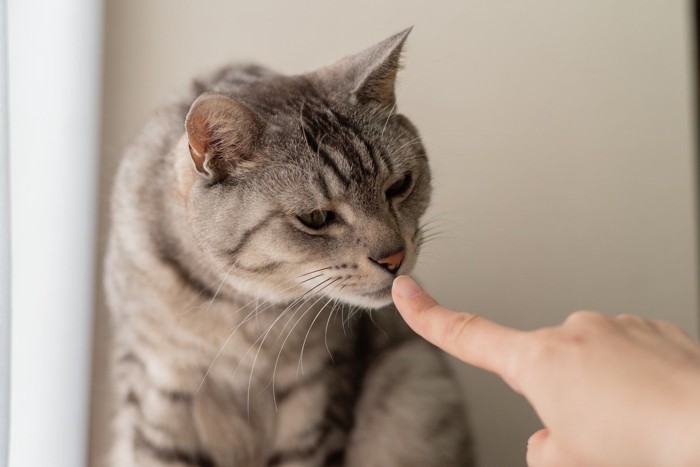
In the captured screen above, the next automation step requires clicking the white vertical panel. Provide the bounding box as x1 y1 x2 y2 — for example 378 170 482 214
7 0 103 466
0 0 10 465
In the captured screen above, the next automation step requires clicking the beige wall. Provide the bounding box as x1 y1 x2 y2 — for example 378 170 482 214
91 1 699 466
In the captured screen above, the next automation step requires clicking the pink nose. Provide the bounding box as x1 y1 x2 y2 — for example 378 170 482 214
373 250 405 274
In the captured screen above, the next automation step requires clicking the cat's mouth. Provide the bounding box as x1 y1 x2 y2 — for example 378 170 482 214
359 283 393 298
331 281 394 309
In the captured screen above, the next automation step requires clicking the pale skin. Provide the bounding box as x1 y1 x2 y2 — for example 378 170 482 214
391 275 700 467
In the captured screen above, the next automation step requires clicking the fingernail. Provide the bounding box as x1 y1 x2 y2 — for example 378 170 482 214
393 275 423 298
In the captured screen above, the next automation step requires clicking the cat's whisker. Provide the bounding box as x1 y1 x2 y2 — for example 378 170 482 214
255 296 261 333
324 299 341 363
218 274 294 320
342 306 352 328
268 278 335 352
245 275 334 415
379 99 399 138
414 227 445 242
418 232 464 246
417 237 465 253
302 272 331 285
340 304 347 336
296 266 333 278
180 286 207 314
255 280 334 405
200 274 328 394
202 262 236 313
227 275 304 329
418 230 449 241
196 328 236 394
404 152 429 164
270 277 340 411
418 217 453 231
342 305 361 328
232 294 309 413
177 262 237 316
383 131 404 151
297 278 347 377
263 298 311 398
387 136 423 159
223 271 328 337
219 277 309 335
420 213 462 226
368 309 388 340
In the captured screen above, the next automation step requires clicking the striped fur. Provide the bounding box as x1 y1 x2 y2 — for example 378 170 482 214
105 29 474 466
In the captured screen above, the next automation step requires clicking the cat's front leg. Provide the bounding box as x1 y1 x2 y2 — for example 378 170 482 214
110 355 269 467
344 338 474 467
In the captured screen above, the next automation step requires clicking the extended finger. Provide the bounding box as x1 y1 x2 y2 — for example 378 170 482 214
392 275 525 379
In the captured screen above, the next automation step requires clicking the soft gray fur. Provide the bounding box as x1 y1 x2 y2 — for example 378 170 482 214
105 29 473 466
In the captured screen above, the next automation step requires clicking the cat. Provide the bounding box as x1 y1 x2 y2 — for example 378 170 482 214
105 28 474 467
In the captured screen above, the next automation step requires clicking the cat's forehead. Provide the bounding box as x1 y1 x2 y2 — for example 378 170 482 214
235 75 423 201
242 75 327 117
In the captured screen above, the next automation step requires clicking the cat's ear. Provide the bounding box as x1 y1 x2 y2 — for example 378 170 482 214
185 93 262 179
319 28 411 110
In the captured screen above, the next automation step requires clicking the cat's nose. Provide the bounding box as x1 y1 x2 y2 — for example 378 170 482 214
370 249 405 274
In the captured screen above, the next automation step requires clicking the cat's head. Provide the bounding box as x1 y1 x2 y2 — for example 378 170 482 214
178 29 431 309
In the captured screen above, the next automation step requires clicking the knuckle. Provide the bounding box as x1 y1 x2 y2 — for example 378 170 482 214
515 330 560 381
616 313 644 323
528 337 559 364
564 310 606 327
615 313 650 328
412 301 441 325
652 319 693 339
652 319 679 333
444 312 481 342
523 325 585 367
615 313 653 329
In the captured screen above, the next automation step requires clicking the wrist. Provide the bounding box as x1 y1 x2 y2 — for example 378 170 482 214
663 372 700 467
678 414 700 467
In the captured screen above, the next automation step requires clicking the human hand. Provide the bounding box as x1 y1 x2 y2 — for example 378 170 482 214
392 275 700 467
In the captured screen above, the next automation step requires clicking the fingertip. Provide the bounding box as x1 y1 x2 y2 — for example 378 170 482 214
392 275 440 334
392 276 523 380
392 276 439 322
392 275 423 299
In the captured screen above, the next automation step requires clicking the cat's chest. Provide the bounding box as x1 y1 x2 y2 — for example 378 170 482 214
265 357 358 467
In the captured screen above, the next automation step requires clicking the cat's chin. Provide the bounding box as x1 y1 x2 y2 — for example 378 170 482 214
335 284 395 310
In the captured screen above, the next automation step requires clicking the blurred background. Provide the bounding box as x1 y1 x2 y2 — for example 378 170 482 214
5 1 699 466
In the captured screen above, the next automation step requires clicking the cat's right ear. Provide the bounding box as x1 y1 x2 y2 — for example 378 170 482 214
317 28 412 112
185 93 262 179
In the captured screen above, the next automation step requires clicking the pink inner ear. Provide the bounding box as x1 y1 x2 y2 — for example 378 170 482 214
187 110 211 155
186 109 211 174
184 93 263 177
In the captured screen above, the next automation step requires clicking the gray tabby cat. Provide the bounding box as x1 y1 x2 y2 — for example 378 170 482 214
105 28 473 467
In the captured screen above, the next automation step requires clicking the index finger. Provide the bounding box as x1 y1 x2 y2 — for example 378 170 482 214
392 275 526 381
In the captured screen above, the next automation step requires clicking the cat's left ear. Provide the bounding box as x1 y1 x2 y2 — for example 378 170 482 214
185 93 262 180
318 27 411 111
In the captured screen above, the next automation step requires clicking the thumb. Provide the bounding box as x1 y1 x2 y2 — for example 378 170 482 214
527 429 585 467
392 275 525 379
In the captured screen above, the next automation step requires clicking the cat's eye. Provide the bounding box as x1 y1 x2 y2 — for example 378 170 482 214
297 210 335 230
385 173 413 199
